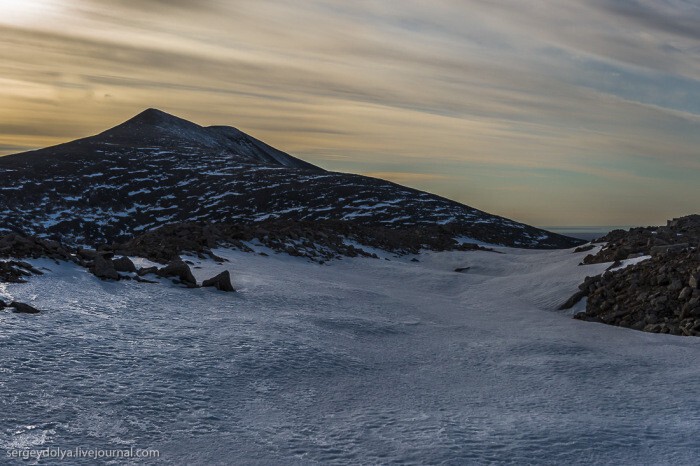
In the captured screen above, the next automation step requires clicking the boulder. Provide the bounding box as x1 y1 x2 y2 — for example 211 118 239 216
90 255 119 280
77 248 97 261
157 258 197 286
10 301 40 314
112 256 137 273
202 270 235 292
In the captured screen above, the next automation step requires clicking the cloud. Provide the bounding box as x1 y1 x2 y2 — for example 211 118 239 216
0 0 699 224
590 0 700 41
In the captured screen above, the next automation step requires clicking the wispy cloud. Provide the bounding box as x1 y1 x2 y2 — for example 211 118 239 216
0 0 698 225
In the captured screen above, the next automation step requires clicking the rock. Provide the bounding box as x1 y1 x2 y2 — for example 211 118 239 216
559 290 587 310
574 244 595 253
606 260 622 271
137 266 158 276
411 258 420 262
454 267 470 273
10 301 40 314
650 243 689 256
202 270 235 292
90 255 119 280
4 261 42 276
613 248 630 260
0 234 64 259
573 312 603 323
631 320 646 330
690 273 700 289
573 248 700 336
0 260 46 283
134 275 158 284
679 287 693 301
77 248 97 260
112 256 137 273
98 250 115 260
668 279 683 292
157 258 197 286
0 299 5 309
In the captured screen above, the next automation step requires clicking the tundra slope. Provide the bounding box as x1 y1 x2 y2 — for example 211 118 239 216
0 109 581 249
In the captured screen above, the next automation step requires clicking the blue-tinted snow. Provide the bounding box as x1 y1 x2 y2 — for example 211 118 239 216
1 247 697 464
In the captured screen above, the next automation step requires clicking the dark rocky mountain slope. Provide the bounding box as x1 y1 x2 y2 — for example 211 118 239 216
0 108 582 248
560 215 700 336
582 215 700 264
572 248 700 336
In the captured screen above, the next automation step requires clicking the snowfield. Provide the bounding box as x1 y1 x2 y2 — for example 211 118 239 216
1 246 699 464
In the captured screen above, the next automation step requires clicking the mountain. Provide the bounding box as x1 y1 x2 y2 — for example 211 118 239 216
0 108 583 248
2 108 319 171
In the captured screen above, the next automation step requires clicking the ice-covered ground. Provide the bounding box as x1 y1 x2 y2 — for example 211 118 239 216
1 246 699 464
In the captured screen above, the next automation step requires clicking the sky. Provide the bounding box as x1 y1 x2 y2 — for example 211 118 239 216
1 0 699 227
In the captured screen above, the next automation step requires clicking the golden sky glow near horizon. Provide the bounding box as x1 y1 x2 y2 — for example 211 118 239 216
1 0 699 226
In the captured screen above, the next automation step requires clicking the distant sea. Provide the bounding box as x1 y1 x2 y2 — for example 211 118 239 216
543 226 638 242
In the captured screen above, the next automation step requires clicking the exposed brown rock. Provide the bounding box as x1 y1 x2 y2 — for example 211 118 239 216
10 302 41 314
90 255 119 280
157 258 197 286
202 270 235 292
570 249 700 336
583 215 700 265
112 256 137 273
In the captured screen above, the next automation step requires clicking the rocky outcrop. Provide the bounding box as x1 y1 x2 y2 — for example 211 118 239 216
202 270 235 292
112 256 137 273
2 299 42 314
570 249 700 336
0 260 44 283
583 215 700 265
9 301 41 314
77 248 97 261
156 258 197 287
90 254 119 280
112 220 498 265
0 233 73 261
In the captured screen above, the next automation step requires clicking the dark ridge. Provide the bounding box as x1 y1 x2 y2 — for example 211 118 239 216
0 108 584 249
582 215 700 264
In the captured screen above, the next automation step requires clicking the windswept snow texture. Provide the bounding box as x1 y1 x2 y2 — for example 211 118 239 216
1 247 699 464
0 109 577 248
